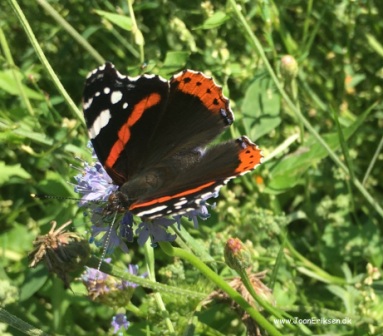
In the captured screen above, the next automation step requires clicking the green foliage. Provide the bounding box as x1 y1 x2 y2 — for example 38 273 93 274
1 0 383 335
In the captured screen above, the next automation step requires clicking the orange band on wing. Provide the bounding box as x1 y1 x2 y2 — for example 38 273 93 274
106 93 161 168
130 181 216 210
173 72 227 113
235 142 263 174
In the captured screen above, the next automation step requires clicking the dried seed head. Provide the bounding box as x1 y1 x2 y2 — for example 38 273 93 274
29 221 90 288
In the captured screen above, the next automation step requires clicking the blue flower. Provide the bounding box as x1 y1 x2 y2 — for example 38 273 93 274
74 161 118 204
81 261 111 300
90 223 130 254
136 217 177 246
81 261 144 305
111 313 130 334
175 203 212 229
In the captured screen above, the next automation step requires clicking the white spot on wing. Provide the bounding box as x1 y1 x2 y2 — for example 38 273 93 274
123 102 128 109
136 205 168 217
104 87 111 94
200 192 215 199
111 91 123 104
88 109 111 139
83 97 93 110
173 199 188 207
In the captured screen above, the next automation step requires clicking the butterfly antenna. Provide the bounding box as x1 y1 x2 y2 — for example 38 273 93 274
31 194 108 205
97 211 118 271
31 194 84 202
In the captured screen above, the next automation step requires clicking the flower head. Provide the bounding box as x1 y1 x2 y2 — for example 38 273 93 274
111 313 130 334
81 261 144 306
74 161 118 205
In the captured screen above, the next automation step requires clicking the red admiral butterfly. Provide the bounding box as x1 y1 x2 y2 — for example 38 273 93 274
83 63 263 219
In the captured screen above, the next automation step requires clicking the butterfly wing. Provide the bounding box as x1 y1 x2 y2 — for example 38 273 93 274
127 136 262 218
83 62 169 185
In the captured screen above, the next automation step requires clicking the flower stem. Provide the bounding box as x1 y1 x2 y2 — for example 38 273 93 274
236 269 311 334
285 239 346 285
159 242 282 336
143 241 175 335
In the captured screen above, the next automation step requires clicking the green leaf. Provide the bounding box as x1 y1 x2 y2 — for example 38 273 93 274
326 284 359 314
265 105 374 193
174 221 216 267
366 33 383 58
161 51 190 74
94 10 132 31
0 162 31 185
296 267 335 283
20 264 48 301
0 70 44 100
0 120 53 145
37 171 75 197
199 11 229 29
133 28 145 46
241 75 281 141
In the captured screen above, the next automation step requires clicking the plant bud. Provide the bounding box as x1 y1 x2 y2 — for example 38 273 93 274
280 55 298 81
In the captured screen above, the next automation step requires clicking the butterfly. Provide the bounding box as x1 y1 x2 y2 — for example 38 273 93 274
83 63 263 219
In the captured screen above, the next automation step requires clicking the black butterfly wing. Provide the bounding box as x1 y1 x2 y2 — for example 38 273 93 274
83 63 169 185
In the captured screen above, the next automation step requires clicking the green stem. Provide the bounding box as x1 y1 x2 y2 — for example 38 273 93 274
51 278 64 333
240 270 285 320
0 27 35 117
87 256 205 299
228 0 383 219
0 308 49 336
143 241 175 335
285 239 346 285
7 0 83 123
36 0 104 64
126 302 146 318
362 134 383 185
237 269 311 335
126 0 145 63
159 242 282 336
